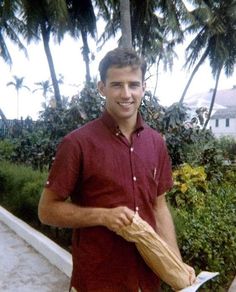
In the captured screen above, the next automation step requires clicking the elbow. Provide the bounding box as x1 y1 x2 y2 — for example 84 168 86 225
38 188 56 226
38 196 53 226
38 204 49 225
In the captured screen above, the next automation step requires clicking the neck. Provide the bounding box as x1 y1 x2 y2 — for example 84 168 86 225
117 116 137 142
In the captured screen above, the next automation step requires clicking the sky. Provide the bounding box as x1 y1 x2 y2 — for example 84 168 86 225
0 31 236 120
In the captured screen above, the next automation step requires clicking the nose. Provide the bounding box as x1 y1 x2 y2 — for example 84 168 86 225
121 84 131 98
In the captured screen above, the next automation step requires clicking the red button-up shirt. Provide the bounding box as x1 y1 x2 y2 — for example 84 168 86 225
46 111 173 291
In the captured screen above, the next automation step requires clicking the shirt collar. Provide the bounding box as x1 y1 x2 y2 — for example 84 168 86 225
101 110 145 135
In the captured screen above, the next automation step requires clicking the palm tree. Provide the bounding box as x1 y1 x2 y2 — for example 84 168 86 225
65 0 97 85
95 0 191 85
0 0 27 124
179 0 236 120
19 0 69 108
7 75 30 119
0 0 27 65
33 80 53 108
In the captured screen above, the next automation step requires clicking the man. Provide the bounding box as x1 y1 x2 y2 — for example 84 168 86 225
38 48 194 291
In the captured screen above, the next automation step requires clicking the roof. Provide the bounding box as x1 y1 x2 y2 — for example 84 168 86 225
211 106 236 119
185 87 236 109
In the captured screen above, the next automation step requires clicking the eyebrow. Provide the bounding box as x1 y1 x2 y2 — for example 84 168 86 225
110 81 142 86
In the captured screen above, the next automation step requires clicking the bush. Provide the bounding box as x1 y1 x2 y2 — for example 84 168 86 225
0 160 72 250
169 164 208 209
166 164 236 290
216 136 236 163
175 187 235 290
0 161 47 223
0 139 15 161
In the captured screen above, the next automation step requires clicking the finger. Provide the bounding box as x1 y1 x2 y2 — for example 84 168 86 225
189 269 196 284
122 207 135 221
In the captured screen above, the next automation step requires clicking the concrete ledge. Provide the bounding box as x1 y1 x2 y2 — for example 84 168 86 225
0 206 72 277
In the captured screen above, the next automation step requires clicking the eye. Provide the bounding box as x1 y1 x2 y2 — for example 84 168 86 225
130 83 141 88
111 83 121 88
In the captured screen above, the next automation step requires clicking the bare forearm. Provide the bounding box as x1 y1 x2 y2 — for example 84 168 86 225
38 189 135 230
39 198 107 228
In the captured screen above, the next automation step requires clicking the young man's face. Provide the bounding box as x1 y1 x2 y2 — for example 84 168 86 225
98 66 146 124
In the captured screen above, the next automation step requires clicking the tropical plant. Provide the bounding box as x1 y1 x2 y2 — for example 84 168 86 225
19 0 69 108
169 163 208 209
0 0 27 65
170 180 236 291
7 75 30 119
179 0 236 129
99 1 194 62
32 78 65 109
33 80 53 101
216 136 236 163
66 0 97 85
0 0 27 122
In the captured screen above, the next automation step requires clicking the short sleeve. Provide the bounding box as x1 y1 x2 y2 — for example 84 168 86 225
45 134 82 199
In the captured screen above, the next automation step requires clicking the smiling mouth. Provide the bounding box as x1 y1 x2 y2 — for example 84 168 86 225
117 102 134 108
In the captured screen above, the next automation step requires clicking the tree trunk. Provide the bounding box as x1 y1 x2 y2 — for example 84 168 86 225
119 0 132 48
179 48 209 104
203 67 222 130
41 24 62 108
81 29 91 85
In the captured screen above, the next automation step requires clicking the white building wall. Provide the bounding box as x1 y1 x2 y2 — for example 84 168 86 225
209 118 236 138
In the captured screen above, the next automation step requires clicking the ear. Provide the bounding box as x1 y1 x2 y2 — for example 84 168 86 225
98 81 106 96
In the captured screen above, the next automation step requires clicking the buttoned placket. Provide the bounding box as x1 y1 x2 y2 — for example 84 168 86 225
129 143 139 214
115 130 140 213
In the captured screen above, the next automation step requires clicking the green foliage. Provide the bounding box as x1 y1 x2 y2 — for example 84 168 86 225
11 86 105 170
0 160 72 250
181 137 224 183
166 164 236 290
140 91 166 131
0 139 15 161
216 136 236 163
169 164 207 209
0 89 228 186
172 183 236 290
162 103 217 168
0 161 47 223
198 141 224 183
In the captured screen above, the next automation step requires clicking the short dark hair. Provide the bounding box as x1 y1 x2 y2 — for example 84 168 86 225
98 47 147 83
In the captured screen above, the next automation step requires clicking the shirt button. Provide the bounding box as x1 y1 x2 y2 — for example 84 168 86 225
130 147 134 152
115 132 119 136
133 176 137 181
46 181 49 185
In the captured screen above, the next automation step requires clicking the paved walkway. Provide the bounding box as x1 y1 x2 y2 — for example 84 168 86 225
0 221 70 292
229 278 236 292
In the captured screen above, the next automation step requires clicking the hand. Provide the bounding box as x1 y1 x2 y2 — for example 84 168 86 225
102 206 135 232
